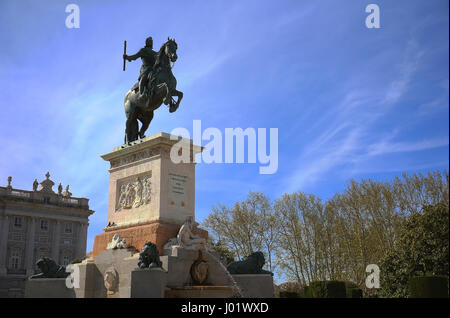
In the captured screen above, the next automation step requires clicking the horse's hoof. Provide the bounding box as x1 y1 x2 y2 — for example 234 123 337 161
169 103 179 113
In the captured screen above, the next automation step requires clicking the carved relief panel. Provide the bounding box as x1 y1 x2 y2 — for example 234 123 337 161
115 173 152 211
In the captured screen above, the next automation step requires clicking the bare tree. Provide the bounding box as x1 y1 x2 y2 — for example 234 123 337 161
203 170 449 289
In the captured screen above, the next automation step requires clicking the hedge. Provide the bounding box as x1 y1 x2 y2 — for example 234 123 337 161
347 288 363 298
279 291 301 298
307 280 347 298
408 276 449 298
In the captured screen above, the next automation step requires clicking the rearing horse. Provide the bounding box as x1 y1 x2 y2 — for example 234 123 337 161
123 38 183 143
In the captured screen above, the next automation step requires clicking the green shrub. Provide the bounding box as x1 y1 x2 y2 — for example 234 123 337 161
344 281 359 290
347 288 363 298
302 285 313 298
380 202 449 297
308 281 347 298
279 291 301 298
327 281 347 298
308 281 327 298
344 281 363 298
408 276 449 298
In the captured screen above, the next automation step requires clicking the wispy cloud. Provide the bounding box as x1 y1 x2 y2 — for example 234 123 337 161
350 160 449 175
286 127 363 191
367 137 449 156
382 40 424 106
285 38 428 192
416 90 449 117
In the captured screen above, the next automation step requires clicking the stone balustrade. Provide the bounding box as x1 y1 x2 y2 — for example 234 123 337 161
0 186 90 209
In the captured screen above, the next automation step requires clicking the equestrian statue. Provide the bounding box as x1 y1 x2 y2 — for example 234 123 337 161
122 36 183 144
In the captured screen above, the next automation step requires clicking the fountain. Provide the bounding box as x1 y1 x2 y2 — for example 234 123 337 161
159 217 242 298
25 133 274 298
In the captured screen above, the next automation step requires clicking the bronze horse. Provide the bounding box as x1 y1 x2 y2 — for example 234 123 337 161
123 38 183 143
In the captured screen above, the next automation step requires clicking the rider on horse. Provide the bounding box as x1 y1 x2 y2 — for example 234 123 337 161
122 37 182 144
123 36 157 96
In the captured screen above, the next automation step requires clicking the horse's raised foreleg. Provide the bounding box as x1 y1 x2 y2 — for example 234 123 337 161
169 89 183 113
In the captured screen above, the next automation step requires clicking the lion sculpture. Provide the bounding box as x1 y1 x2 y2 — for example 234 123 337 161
226 252 273 276
138 241 162 269
29 257 70 279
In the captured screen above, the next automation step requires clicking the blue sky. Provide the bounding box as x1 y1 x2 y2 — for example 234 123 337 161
0 0 448 254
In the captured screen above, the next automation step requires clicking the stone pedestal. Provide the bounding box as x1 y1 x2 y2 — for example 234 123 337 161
72 249 140 298
73 260 97 298
130 268 166 298
93 132 204 257
25 278 76 298
232 274 274 298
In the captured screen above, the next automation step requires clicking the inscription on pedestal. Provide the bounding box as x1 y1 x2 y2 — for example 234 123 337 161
169 173 187 208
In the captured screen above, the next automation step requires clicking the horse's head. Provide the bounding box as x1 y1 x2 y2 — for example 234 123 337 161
164 37 178 63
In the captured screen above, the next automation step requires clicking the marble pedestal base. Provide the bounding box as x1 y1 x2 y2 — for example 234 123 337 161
130 268 166 298
25 278 75 298
232 274 274 298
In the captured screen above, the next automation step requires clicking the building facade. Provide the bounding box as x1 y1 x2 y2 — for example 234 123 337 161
0 173 94 297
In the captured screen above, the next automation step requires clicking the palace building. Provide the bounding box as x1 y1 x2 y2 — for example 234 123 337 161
0 173 94 297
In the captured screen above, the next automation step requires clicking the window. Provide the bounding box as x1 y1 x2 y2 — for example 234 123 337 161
12 234 23 241
37 248 49 260
14 217 22 227
63 240 71 245
43 197 50 204
64 223 72 234
40 220 48 231
9 249 21 269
